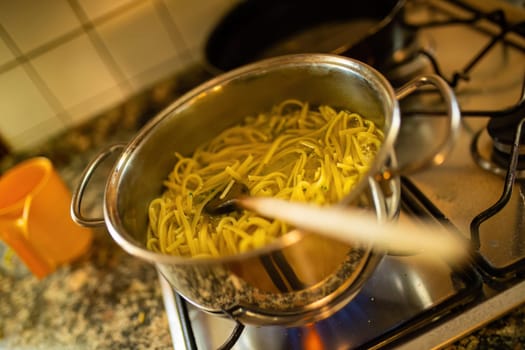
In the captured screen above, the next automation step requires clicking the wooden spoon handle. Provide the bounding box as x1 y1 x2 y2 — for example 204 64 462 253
239 197 469 262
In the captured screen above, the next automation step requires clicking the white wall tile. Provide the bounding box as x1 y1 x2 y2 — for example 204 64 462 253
0 66 63 151
96 1 183 91
31 35 125 124
163 0 238 60
66 83 128 127
0 0 229 152
9 118 67 152
0 38 15 66
0 0 80 53
128 51 191 90
77 0 138 21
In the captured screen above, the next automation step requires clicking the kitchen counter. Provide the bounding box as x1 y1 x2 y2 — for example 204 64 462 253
0 66 524 350
0 67 211 350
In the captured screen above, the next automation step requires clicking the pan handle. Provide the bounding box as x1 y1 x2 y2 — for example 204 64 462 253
392 74 461 174
71 143 126 227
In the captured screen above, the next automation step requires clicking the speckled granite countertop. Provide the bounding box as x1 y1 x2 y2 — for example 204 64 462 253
0 66 524 349
0 67 211 350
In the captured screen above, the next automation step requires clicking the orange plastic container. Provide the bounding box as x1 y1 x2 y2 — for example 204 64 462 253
0 157 92 278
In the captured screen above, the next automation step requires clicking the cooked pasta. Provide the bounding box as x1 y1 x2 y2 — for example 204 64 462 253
146 99 383 258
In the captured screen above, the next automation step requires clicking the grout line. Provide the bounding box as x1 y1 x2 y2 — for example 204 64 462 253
8 115 68 151
67 0 134 94
0 58 21 73
154 0 196 65
87 0 148 27
0 24 85 75
0 0 149 76
0 24 70 125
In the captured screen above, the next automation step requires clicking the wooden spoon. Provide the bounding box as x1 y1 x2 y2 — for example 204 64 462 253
205 182 470 262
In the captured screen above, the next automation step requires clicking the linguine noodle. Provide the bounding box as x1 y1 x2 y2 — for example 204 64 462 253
146 99 383 257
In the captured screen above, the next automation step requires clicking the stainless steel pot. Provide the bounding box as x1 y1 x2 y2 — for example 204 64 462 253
71 54 460 326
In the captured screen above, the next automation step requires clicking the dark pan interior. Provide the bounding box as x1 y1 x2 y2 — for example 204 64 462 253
205 0 404 71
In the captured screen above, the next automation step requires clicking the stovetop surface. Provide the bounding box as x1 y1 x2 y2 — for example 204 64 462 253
172 240 482 349
161 1 525 349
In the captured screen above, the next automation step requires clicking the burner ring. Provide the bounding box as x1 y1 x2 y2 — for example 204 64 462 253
471 128 525 179
487 100 525 154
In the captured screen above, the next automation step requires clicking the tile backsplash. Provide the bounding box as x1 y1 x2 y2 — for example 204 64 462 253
0 0 237 152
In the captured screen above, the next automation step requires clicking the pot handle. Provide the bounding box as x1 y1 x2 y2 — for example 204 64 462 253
392 74 461 175
71 143 126 227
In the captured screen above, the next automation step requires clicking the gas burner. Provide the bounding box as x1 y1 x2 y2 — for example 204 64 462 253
471 125 525 179
487 103 525 152
491 147 525 170
472 95 525 176
470 68 525 176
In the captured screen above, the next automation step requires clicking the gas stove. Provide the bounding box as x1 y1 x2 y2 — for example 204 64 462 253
159 1 525 348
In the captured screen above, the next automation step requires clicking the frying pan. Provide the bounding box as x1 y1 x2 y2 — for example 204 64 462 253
204 0 412 74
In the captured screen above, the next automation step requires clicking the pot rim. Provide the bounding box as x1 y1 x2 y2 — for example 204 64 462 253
103 53 401 266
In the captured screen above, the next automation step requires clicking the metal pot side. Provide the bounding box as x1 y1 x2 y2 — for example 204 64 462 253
103 54 401 325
